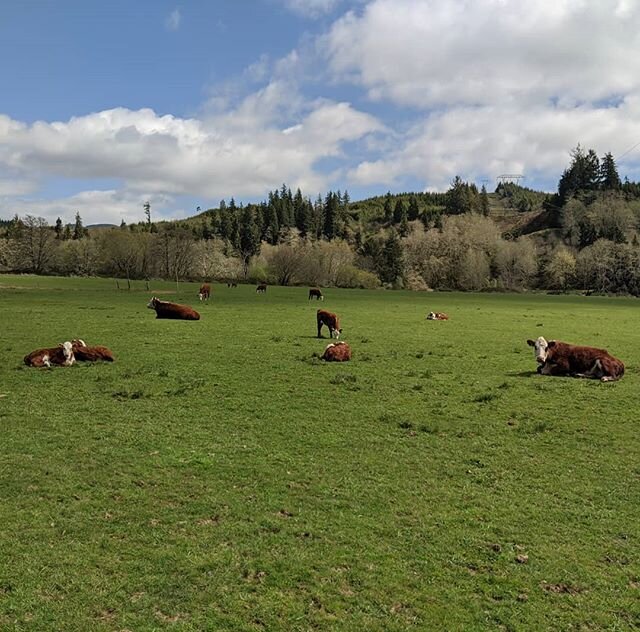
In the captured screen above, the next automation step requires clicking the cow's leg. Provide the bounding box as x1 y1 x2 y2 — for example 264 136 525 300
317 321 323 338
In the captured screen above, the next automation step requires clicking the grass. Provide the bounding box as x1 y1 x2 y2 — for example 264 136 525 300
0 275 639 630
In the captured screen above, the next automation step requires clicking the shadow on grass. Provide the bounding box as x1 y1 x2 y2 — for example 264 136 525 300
508 370 540 378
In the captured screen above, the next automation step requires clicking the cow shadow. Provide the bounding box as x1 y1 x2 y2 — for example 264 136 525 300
508 370 539 378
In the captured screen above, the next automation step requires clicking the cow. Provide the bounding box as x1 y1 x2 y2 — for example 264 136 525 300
317 309 342 339
427 311 449 320
71 339 115 362
24 341 75 368
527 336 624 382
321 341 352 362
198 283 211 301
227 281 238 288
147 297 201 320
309 288 324 301
256 283 267 293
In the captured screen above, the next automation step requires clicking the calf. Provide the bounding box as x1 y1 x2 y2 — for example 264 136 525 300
321 341 352 362
317 309 342 339
256 283 267 293
427 311 449 320
24 341 75 368
147 296 201 320
198 283 211 301
71 339 115 362
527 336 624 382
308 288 324 301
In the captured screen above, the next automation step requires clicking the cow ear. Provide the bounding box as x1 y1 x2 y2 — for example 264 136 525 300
526 339 535 346
548 340 557 348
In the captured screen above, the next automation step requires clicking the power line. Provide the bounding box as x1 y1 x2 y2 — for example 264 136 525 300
616 140 640 162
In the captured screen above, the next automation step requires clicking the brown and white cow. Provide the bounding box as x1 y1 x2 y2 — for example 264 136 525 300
256 283 267 293
147 297 201 320
309 288 324 301
198 283 211 301
427 311 449 320
24 341 75 368
527 336 624 382
71 339 115 362
317 309 342 339
321 341 352 362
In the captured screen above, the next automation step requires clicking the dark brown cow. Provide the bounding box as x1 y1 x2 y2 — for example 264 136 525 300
321 341 352 362
227 281 238 288
527 336 624 382
308 288 324 301
427 311 449 320
198 283 211 301
317 309 342 339
71 339 115 362
24 341 75 368
256 283 267 293
147 297 200 320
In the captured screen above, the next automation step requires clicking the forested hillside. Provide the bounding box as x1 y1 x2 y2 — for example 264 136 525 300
3 146 640 294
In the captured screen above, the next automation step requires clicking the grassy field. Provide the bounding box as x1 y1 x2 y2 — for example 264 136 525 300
0 275 639 631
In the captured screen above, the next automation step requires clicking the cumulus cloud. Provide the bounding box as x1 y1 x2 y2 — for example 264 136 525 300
0 87 382 222
325 0 640 108
165 8 181 31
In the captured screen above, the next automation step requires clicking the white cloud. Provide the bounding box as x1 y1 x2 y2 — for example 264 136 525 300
0 87 382 222
325 0 640 108
280 0 342 18
165 8 181 31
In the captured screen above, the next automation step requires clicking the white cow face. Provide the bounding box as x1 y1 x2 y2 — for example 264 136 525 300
147 297 157 309
527 336 549 364
60 341 75 365
332 329 342 340
427 312 435 320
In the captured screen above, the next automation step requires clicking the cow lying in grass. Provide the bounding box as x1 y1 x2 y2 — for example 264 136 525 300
317 309 342 339
24 341 75 368
321 341 351 362
427 311 449 320
527 336 624 382
147 297 201 320
72 339 115 362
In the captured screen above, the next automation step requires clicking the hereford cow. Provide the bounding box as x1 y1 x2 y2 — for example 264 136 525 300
256 283 267 293
198 283 211 301
308 288 324 301
317 309 342 339
527 336 624 382
147 297 201 320
321 341 352 362
71 339 115 362
24 341 75 368
427 311 449 320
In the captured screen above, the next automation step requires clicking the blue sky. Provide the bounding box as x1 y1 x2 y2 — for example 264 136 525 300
1 0 639 225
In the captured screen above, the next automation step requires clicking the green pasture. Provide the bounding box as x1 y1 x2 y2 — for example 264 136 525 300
0 275 638 631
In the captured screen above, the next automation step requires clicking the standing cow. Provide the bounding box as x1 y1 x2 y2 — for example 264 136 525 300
147 297 201 320
309 288 324 301
198 283 211 301
527 336 624 382
317 309 342 339
256 283 267 293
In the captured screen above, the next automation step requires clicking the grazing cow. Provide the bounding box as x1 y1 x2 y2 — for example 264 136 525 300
227 281 238 288
198 283 211 301
527 336 624 382
24 341 75 368
321 341 352 362
427 311 449 320
256 283 267 293
317 309 342 339
308 288 324 301
147 297 200 320
71 339 115 362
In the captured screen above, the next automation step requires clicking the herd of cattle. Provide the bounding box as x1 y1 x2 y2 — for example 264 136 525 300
24 283 626 379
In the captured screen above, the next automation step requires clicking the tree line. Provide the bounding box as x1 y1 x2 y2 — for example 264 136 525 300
2 147 640 294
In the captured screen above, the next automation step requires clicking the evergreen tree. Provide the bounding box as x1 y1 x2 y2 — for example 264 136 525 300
238 206 261 276
63 224 72 240
266 203 280 245
479 185 490 216
393 198 406 224
54 217 63 239
408 196 420 221
383 191 393 222
72 212 84 240
379 230 404 284
600 152 621 190
120 219 127 230
143 201 151 226
323 191 340 239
